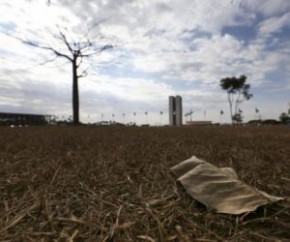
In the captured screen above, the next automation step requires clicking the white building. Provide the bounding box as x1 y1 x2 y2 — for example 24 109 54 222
169 95 182 126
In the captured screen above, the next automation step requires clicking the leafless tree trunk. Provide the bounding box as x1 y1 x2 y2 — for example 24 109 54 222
72 56 79 124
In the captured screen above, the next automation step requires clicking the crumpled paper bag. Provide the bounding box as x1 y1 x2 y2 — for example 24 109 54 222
171 156 284 214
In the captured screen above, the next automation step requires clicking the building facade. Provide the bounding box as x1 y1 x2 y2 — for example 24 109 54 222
0 112 53 126
169 95 182 126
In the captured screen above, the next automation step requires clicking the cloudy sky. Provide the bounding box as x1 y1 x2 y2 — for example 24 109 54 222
0 0 289 125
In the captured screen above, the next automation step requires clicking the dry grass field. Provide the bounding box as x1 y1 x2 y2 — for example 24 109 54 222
0 125 290 241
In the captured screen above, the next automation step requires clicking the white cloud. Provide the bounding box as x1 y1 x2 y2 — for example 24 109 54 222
83 74 173 103
0 0 289 124
242 0 290 17
258 12 290 36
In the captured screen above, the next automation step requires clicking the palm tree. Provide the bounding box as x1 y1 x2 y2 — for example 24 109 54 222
133 112 137 124
145 111 148 124
255 107 261 120
184 113 188 123
160 111 163 125
220 110 224 123
122 113 126 124
189 110 193 121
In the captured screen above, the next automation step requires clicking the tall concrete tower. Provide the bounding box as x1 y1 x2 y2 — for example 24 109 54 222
169 96 176 126
169 95 182 126
175 95 182 126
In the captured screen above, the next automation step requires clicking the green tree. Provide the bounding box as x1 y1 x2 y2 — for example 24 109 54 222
220 75 253 124
232 113 243 124
279 112 290 124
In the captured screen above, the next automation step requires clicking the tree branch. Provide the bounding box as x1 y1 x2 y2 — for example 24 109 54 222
80 44 113 57
59 30 73 54
234 90 241 117
46 46 73 61
227 91 233 124
37 56 58 66
1 31 73 62
77 69 88 79
27 41 72 61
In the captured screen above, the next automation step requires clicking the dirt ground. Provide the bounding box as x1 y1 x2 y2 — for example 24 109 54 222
0 125 290 241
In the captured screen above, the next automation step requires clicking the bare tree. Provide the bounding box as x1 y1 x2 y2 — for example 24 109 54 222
3 25 113 125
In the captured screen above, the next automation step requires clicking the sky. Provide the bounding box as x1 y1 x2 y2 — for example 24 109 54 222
0 0 289 125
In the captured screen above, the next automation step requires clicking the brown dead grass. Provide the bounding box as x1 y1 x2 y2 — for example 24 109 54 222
0 125 290 241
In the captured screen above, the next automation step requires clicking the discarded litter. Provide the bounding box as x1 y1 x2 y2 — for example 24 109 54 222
171 156 284 215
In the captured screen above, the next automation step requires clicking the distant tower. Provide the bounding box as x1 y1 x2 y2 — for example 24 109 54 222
175 96 182 126
169 96 175 126
169 95 183 126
